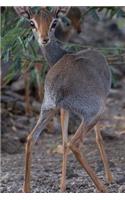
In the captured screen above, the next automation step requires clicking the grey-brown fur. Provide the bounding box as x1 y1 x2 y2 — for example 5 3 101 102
44 49 111 125
29 19 111 144
41 39 66 66
33 19 111 139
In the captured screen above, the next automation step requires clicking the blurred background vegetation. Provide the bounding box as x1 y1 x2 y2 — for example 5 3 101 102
1 7 125 110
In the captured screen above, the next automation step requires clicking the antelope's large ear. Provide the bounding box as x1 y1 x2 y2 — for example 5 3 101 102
13 7 33 19
50 7 60 18
50 7 69 18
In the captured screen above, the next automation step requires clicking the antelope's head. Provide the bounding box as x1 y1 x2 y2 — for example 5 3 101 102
14 7 82 45
30 9 52 45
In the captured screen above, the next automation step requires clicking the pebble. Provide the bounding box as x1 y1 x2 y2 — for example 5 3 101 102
118 185 125 192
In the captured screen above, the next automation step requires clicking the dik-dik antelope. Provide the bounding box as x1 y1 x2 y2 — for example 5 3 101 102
14 7 82 113
14 7 113 193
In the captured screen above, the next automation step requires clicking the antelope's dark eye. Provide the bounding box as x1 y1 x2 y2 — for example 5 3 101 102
30 21 35 28
51 19 58 29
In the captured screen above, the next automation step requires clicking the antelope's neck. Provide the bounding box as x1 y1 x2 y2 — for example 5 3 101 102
41 40 67 67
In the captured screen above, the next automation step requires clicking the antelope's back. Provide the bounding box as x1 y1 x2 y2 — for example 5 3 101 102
75 49 111 96
46 49 111 98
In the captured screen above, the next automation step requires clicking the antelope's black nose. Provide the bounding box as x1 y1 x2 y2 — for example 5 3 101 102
42 38 49 44
77 29 81 34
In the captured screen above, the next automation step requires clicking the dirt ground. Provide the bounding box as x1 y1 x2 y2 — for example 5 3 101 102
1 8 125 193
1 77 125 193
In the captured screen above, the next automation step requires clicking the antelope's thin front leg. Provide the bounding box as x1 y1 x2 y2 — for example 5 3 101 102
60 108 69 192
95 123 113 183
23 134 32 193
23 120 42 193
69 122 106 192
23 109 54 193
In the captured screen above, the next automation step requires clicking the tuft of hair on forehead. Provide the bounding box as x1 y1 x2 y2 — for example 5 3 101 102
31 8 55 40
32 8 53 32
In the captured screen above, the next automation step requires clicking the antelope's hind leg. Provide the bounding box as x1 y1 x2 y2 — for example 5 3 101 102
23 109 54 193
60 109 69 192
68 122 106 192
95 123 113 183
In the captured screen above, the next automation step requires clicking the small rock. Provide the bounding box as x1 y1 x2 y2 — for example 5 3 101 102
1 136 22 154
50 144 72 155
116 176 125 184
11 79 25 92
108 89 123 99
118 185 125 193
1 173 10 183
101 129 118 140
